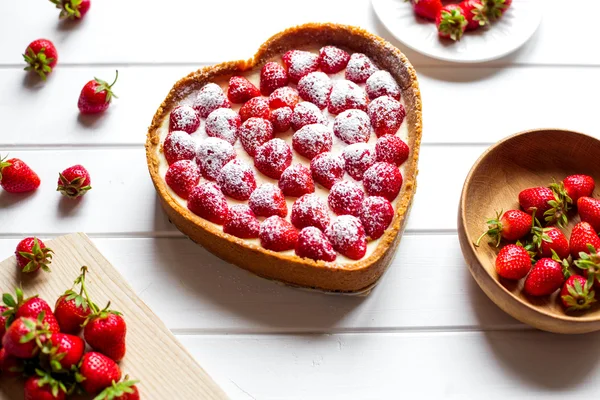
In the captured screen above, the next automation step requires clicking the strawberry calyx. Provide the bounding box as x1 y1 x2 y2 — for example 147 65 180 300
93 376 139 400
79 267 121 325
530 218 552 252
57 172 92 198
20 312 52 349
2 287 37 327
19 237 54 273
33 368 68 398
475 210 507 247
550 249 571 279
574 244 600 278
49 0 85 20
562 274 596 312
438 9 468 41
470 2 490 26
94 70 119 104
23 47 55 81
484 0 510 20
0 154 12 181
543 183 571 228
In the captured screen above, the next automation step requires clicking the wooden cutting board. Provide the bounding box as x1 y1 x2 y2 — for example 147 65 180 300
0 233 228 400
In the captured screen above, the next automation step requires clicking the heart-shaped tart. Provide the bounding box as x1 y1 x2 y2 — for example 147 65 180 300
146 23 422 293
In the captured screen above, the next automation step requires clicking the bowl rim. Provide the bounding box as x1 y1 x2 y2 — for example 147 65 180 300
459 127 600 324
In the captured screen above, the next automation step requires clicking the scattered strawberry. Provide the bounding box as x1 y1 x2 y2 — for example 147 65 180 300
259 216 298 252
227 76 260 104
223 205 260 239
345 53 378 84
363 162 403 201
196 137 236 181
84 302 127 362
578 197 600 232
297 72 332 109
192 83 230 118
239 117 274 157
326 216 367 260
291 102 327 131
2 317 47 359
169 105 200 134
295 227 337 262
563 174 594 202
15 237 53 273
310 152 345 190
217 159 256 201
328 181 365 217
333 109 371 145
436 4 468 41
269 87 300 110
239 97 270 122
368 96 406 137
254 138 292 179
260 62 289 95
45 332 85 372
519 186 568 227
50 0 91 20
561 275 596 312
475 209 532 247
375 136 409 166
282 50 319 83
291 194 330 231
78 70 119 114
0 156 41 193
270 106 293 133
342 143 376 181
163 131 197 165
23 39 58 80
57 164 91 198
359 196 394 240
249 184 288 218
0 347 24 378
164 159 200 199
54 266 92 334
569 222 600 259
485 0 511 20
292 124 333 160
459 0 487 30
328 80 368 115
187 183 229 225
318 46 350 74
532 225 570 260
524 257 567 296
77 352 122 394
205 108 240 145
95 377 140 400
278 164 315 197
410 0 443 20
24 371 67 400
494 244 531 280
366 70 401 101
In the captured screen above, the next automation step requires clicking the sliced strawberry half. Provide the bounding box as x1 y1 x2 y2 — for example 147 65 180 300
260 62 289 95
363 162 403 201
165 160 200 199
328 180 365 216
375 136 409 166
249 183 288 218
192 83 230 118
342 143 376 181
259 216 299 252
279 164 315 197
318 46 350 74
360 196 394 239
224 205 260 239
270 107 293 133
297 72 332 110
292 124 333 160
217 159 256 201
328 80 368 115
205 108 241 145
239 117 274 157
291 102 327 131
254 138 293 179
163 131 197 165
368 96 406 137
196 137 236 181
169 105 200 134
188 182 229 225
333 109 371 145
366 70 401 101
345 53 378 83
291 194 330 231
326 216 367 260
310 152 345 190
295 227 337 262
227 76 260 104
282 50 319 83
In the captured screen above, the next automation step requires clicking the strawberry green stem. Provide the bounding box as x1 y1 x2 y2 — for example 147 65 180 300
80 266 100 315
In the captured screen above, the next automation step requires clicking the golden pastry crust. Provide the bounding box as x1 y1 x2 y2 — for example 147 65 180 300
146 23 422 293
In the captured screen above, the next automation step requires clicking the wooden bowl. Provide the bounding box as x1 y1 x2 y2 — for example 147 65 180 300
458 128 600 334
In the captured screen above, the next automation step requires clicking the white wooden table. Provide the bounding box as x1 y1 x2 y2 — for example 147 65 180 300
2 1 600 398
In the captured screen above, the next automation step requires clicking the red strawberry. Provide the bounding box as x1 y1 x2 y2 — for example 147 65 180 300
359 196 394 240
192 83 230 118
227 76 260 104
269 87 300 110
78 352 122 394
169 105 200 134
345 53 378 84
23 39 58 80
223 205 260 239
45 333 85 372
475 209 532 247
24 372 67 400
524 258 567 296
574 244 600 288
57 164 91 198
329 181 365 217
291 102 327 131
485 0 511 20
270 107 293 133
15 237 53 273
328 80 368 115
84 303 127 362
291 194 330 231
0 347 24 378
368 96 406 137
297 72 332 109
50 0 91 20
295 227 337 262
560 275 596 311
310 152 345 190
343 143 376 181
249 184 288 218
78 70 119 114
94 378 140 400
254 138 292 179
326 216 367 260
375 136 409 166
363 162 403 201
196 137 236 181
459 0 487 30
164 159 200 199
239 97 270 122
0 156 41 193
217 159 256 201
366 70 401 101
163 131 196 165
205 108 240 145
411 0 443 20
563 174 594 202
278 164 315 197
260 62 289 95
578 197 600 231
333 109 371 145
282 50 319 83
569 222 600 259
0 305 7 341
519 186 568 227
54 266 92 334
436 4 468 41
188 183 229 225
318 46 350 74
533 226 570 260
2 290 61 334
2 317 47 358
239 117 274 157
259 216 299 252
292 124 333 160
494 244 531 280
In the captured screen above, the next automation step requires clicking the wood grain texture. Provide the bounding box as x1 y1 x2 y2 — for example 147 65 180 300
0 233 227 400
459 129 600 334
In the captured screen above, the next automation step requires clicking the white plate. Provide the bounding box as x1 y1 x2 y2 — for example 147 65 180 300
372 0 542 63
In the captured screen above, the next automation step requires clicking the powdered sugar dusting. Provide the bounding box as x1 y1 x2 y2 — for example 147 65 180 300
270 107 293 133
295 226 337 262
318 46 350 74
279 164 315 197
196 137 236 181
333 109 371 144
297 72 332 109
363 162 403 201
205 108 240 145
291 102 327 131
188 182 229 225
192 83 230 118
259 216 298 252
291 193 330 231
368 96 406 137
366 71 401 101
328 180 365 216
342 143 376 180
217 159 256 200
310 152 345 189
163 130 197 165
239 117 274 157
283 50 319 82
292 124 333 160
328 80 368 115
325 215 367 260
345 53 378 83
249 183 287 217
359 196 394 239
169 105 200 134
254 138 293 179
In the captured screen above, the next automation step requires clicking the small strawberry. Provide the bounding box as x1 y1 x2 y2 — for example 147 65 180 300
249 184 288 218
2 316 49 359
0 305 8 341
560 275 596 312
260 62 289 95
310 152 345 190
278 164 315 197
409 0 443 20
254 138 293 179
532 225 570 260
345 53 378 84
326 216 368 260
187 183 230 225
54 266 92 334
578 197 600 232
291 194 331 231
24 371 67 400
363 162 403 201
282 50 319 83
77 70 119 114
563 174 594 203
217 159 257 201
333 109 371 145
23 39 58 80
227 76 260 104
297 72 332 110
223 205 260 239
15 237 53 273
291 102 327 131
269 87 300 110
375 136 409 166
366 70 401 101
436 4 468 41
484 0 511 20
3 289 60 333
163 131 197 165
342 143 376 181
57 164 91 198
495 244 532 280
44 333 85 372
205 108 240 145
519 186 569 227
77 352 122 394
50 0 91 20
367 96 406 137
359 196 394 240
94 377 140 400
169 105 200 134
318 46 350 74
292 124 333 160
238 117 274 157
569 222 600 259
239 97 270 122
0 347 24 378
459 0 488 30
270 107 293 133
295 227 337 262
84 302 127 362
475 210 533 247
164 159 200 200
328 181 365 217
328 80 368 115
259 216 299 252
524 254 569 296
0 156 41 193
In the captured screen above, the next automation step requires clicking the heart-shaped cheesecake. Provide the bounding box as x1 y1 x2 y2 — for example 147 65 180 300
146 23 422 293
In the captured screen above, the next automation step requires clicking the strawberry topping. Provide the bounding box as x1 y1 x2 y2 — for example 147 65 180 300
217 159 256 201
270 107 293 133
310 152 345 190
227 76 260 104
297 72 332 109
368 96 406 137
292 124 333 160
249 184 288 218
295 227 337 262
239 117 274 157
196 137 236 181
239 97 271 122
282 50 319 83
188 182 229 225
279 164 315 197
326 215 367 260
260 62 289 96
328 80 368 115
269 87 300 110
366 71 401 101
254 138 293 179
192 83 230 118
375 136 409 166
363 162 403 201
333 109 372 144
169 105 200 134
205 108 241 145
345 53 378 83
328 180 365 216
359 196 394 239
291 194 331 231
259 216 299 252
163 131 196 165
224 204 260 239
165 160 200 199
291 102 327 131
318 46 350 74
343 143 376 181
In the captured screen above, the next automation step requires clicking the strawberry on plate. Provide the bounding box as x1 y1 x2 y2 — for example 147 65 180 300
78 70 119 114
459 0 488 30
409 0 443 20
475 209 532 247
436 4 468 41
0 156 41 193
23 39 58 80
50 0 91 20
485 0 511 20
15 237 53 273
495 244 531 280
57 164 92 198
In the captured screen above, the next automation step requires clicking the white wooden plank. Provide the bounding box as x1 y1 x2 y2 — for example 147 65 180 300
178 331 600 399
0 146 482 234
0 235 520 332
1 0 598 67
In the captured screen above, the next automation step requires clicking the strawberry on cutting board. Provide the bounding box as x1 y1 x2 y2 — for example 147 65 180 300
409 0 443 20
77 352 122 394
84 302 127 362
94 377 140 400
78 70 119 114
23 39 58 80
0 156 41 193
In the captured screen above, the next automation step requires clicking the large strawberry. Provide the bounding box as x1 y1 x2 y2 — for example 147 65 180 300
3 288 60 333
78 71 119 114
2 316 49 358
15 237 53 273
436 4 468 41
23 39 58 80
84 303 127 362
577 197 600 232
475 209 532 247
49 0 91 20
57 164 92 198
560 275 596 312
77 352 122 394
494 244 531 280
24 370 67 400
54 267 92 334
519 186 569 227
563 174 594 203
459 0 488 29
532 225 570 260
0 156 41 193
44 333 85 372
524 256 568 296
94 377 140 400
409 0 443 20
569 222 600 259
